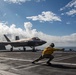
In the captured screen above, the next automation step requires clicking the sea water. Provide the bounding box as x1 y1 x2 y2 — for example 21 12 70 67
57 47 76 51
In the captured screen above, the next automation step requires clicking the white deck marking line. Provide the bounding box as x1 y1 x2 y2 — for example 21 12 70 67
11 66 76 75
0 57 32 62
15 61 45 69
15 62 76 70
0 55 76 70
0 55 76 62
11 64 41 71
20 65 40 70
9 61 76 71
0 57 76 70
15 64 33 69
17 61 76 70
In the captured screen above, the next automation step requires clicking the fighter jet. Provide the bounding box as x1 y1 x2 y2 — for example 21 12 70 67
1 34 46 51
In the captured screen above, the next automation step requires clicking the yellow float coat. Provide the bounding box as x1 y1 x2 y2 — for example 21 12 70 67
42 47 60 55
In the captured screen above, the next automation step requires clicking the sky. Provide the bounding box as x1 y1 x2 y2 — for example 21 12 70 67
0 0 76 47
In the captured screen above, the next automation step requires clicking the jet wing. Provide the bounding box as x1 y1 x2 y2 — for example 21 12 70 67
0 41 29 47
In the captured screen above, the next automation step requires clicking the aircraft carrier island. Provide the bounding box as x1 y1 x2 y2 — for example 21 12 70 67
0 50 76 75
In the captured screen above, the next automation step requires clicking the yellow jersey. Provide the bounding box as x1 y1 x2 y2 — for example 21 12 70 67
42 47 60 55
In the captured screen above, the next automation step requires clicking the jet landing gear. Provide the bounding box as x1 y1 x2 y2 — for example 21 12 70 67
10 47 13 51
32 47 36 52
23 47 26 51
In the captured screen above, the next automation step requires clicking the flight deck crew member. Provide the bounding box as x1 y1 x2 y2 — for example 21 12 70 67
32 43 64 65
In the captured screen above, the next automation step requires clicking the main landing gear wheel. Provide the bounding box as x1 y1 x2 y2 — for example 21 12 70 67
10 47 13 51
32 47 36 52
23 47 26 51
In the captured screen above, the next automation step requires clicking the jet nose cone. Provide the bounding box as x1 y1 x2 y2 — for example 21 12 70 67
43 40 47 44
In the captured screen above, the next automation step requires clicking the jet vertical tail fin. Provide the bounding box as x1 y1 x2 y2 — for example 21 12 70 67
4 34 11 42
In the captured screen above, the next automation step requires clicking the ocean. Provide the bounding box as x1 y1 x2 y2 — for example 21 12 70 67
57 47 76 51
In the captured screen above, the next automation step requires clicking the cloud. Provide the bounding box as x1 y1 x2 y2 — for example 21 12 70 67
65 0 76 8
3 0 45 4
60 0 76 16
4 0 31 4
66 9 76 16
0 22 76 47
66 21 70 24
34 0 45 2
60 0 76 11
26 11 61 22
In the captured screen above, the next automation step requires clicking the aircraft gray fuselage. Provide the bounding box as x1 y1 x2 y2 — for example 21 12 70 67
0 35 47 51
5 39 46 47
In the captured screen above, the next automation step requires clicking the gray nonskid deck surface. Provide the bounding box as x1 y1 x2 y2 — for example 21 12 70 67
0 51 76 75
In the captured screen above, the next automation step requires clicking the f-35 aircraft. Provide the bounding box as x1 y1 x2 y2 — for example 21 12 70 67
0 34 46 52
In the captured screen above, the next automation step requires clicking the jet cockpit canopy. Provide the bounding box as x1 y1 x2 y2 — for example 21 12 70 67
32 37 40 40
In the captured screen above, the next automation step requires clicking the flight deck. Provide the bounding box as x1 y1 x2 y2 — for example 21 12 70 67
0 50 76 75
